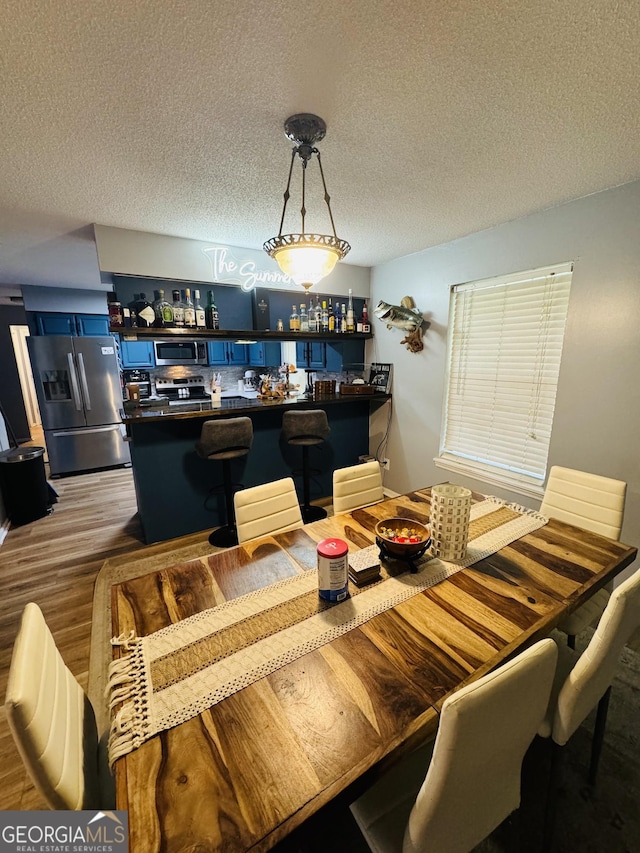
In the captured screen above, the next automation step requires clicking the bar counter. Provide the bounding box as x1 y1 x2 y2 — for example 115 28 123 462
122 392 391 544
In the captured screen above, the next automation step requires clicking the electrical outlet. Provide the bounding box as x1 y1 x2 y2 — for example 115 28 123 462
382 458 390 470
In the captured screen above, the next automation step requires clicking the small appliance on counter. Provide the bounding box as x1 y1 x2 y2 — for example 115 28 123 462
155 374 212 405
243 370 258 391
122 369 151 399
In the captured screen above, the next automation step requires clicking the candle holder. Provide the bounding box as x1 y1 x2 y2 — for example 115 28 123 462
430 485 472 561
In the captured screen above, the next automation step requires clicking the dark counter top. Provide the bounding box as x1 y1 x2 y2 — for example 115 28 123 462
121 392 391 424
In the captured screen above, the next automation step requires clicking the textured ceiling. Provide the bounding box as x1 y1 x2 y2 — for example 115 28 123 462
1 0 639 289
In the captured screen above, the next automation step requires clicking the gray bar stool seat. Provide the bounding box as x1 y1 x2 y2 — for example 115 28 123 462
282 409 330 523
195 417 253 547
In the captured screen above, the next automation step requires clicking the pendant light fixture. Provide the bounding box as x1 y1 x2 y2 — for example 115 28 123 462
263 113 350 292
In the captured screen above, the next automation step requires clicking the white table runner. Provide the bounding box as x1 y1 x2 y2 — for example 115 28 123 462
107 497 546 765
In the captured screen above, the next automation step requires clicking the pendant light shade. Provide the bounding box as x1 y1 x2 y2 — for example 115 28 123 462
264 114 350 291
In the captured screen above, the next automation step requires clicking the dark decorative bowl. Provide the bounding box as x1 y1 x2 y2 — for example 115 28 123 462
375 518 431 558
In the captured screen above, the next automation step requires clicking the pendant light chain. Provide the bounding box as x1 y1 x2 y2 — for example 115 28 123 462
264 113 350 291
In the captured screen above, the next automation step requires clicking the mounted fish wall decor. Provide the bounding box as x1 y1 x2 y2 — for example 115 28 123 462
374 296 425 352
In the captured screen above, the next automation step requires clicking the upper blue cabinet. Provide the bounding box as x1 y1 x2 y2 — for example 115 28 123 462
207 341 249 366
120 340 155 368
248 341 282 367
34 312 110 337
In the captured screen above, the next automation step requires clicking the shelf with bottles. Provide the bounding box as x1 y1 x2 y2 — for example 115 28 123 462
109 278 373 340
111 326 373 341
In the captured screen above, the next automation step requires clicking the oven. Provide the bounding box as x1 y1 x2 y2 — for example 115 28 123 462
153 340 208 366
154 374 211 404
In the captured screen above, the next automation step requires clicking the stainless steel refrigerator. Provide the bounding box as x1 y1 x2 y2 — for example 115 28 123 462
27 335 130 476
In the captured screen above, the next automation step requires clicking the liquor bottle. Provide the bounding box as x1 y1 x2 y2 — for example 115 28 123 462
315 295 323 331
289 304 300 331
127 293 139 327
346 288 355 333
183 288 196 328
107 293 124 327
361 300 370 333
133 292 155 328
328 298 335 333
205 290 219 330
300 303 309 332
308 298 318 333
172 289 185 328
194 290 206 328
356 303 363 333
152 289 174 328
320 300 329 332
341 303 348 334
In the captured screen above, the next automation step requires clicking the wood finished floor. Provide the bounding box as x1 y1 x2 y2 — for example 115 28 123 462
0 463 144 809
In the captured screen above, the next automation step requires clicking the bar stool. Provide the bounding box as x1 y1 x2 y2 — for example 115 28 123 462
282 409 330 523
195 417 253 547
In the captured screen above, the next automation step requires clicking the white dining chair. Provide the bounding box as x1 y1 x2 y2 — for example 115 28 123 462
349 638 558 853
234 476 304 544
333 460 384 515
5 602 114 810
540 466 626 647
539 566 640 846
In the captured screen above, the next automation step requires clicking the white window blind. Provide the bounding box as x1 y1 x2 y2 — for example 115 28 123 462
438 262 573 496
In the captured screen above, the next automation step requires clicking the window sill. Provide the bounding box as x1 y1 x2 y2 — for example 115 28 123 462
434 455 545 501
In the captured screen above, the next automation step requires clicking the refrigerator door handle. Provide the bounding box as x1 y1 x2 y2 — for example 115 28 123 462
67 352 83 411
50 425 121 437
76 352 92 410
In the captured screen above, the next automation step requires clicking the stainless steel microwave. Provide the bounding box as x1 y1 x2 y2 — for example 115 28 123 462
153 340 208 366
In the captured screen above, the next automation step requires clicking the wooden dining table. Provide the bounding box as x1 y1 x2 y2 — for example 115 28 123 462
111 487 637 853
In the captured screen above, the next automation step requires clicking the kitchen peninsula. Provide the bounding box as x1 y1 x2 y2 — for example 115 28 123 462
122 391 390 544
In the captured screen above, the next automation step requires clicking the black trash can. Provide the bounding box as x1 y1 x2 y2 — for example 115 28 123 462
0 446 52 526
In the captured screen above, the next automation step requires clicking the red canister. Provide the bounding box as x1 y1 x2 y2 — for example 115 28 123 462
317 538 349 602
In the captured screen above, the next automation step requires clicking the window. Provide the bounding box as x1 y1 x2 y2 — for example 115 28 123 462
436 262 573 497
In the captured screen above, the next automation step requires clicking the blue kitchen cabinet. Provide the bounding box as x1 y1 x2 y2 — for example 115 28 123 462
34 312 110 336
227 342 248 365
75 314 110 336
120 340 155 368
248 341 282 367
326 339 366 371
296 341 326 369
207 341 248 366
35 313 76 335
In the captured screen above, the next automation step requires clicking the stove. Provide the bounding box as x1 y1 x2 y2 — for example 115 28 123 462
155 374 211 404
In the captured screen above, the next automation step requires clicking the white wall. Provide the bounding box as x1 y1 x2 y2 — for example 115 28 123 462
94 224 371 299
368 180 640 560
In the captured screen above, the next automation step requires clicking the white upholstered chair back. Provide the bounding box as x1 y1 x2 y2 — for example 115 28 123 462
546 567 640 747
350 639 557 853
332 460 384 515
540 466 626 539
541 466 626 642
5 602 110 810
235 477 304 544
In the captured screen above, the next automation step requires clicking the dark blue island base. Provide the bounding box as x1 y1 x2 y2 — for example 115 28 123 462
123 395 389 544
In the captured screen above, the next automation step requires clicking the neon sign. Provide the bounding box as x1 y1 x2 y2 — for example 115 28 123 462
203 246 293 292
